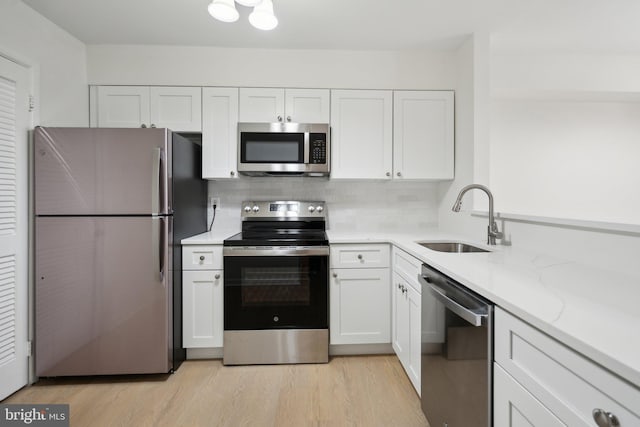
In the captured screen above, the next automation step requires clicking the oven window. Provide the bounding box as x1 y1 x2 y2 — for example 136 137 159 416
241 132 304 163
224 255 328 330
241 265 311 306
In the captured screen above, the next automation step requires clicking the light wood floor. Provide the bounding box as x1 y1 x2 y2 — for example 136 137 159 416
4 355 429 427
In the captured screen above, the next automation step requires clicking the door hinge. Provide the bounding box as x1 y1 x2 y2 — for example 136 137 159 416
28 95 35 112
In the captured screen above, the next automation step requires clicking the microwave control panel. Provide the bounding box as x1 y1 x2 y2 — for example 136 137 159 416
310 133 327 164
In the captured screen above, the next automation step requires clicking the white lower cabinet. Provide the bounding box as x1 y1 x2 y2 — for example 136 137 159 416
494 363 565 427
392 272 421 394
330 244 391 345
182 270 223 348
182 245 224 348
494 307 640 427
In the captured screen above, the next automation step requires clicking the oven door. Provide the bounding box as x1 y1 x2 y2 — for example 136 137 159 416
223 247 329 330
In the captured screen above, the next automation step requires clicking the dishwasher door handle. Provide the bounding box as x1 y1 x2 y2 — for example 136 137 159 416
418 274 486 326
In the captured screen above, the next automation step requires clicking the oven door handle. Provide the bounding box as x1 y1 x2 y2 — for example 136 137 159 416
418 274 487 327
223 247 330 257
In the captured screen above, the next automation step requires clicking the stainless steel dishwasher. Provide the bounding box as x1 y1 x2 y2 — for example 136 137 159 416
418 264 493 427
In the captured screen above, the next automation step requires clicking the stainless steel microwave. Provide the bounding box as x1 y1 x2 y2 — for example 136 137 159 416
237 123 330 176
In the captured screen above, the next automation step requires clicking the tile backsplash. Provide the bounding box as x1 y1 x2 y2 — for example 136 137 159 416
206 178 440 232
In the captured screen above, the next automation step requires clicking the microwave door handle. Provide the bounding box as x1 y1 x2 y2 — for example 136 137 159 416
303 132 310 164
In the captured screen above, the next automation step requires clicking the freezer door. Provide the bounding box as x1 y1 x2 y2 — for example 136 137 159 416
34 127 170 215
35 216 173 376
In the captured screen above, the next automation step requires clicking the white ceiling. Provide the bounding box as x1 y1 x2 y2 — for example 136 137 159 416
21 0 640 53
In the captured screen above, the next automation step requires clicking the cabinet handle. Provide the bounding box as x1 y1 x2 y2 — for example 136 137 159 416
592 409 620 427
357 254 363 260
386 172 391 177
397 172 402 177
199 255 205 261
277 115 283 122
151 124 156 128
141 124 147 128
214 273 220 280
286 116 292 122
230 171 235 176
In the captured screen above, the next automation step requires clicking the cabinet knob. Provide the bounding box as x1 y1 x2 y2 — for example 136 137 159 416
357 254 363 260
286 116 292 122
199 255 205 261
397 172 402 177
150 124 156 128
386 172 391 177
592 409 620 427
277 115 283 122
332 272 338 278
214 273 220 280
141 124 147 128
230 171 235 176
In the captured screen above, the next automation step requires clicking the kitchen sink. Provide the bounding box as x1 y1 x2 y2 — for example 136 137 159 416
415 241 490 253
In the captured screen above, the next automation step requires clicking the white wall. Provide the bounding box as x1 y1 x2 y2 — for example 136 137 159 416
490 99 640 224
0 0 88 126
86 44 457 89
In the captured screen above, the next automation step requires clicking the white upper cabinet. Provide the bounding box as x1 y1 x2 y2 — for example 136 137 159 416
202 87 239 179
284 89 330 123
239 88 329 123
93 86 202 132
330 90 393 179
393 91 454 180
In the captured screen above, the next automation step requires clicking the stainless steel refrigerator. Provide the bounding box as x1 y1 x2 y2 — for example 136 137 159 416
34 127 207 376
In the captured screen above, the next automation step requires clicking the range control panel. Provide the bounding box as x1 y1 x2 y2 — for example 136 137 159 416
241 201 326 219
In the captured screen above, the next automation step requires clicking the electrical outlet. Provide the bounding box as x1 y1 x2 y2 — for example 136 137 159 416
209 197 220 208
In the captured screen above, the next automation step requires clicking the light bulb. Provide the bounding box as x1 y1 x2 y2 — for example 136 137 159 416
208 0 239 23
249 0 278 30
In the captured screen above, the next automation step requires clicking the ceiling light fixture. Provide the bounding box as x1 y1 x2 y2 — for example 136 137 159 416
208 0 278 30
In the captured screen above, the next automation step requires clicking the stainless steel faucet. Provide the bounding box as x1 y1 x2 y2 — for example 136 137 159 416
452 184 503 245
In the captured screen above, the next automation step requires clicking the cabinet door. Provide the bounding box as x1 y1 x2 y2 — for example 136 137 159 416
406 283 421 394
330 268 390 345
239 88 285 122
393 91 454 180
183 270 223 348
392 273 409 365
330 90 393 179
284 89 330 123
96 86 150 128
202 87 239 179
150 87 202 132
494 364 565 427
392 272 421 395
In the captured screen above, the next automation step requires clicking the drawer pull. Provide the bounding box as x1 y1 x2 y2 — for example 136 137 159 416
357 254 363 260
592 409 620 427
199 255 205 261
214 273 220 279
332 272 338 278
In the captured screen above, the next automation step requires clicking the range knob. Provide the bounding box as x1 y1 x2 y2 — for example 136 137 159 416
243 205 251 213
316 205 324 213
252 205 260 213
308 206 316 213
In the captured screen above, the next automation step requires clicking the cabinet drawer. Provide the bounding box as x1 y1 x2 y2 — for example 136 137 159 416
182 245 223 270
330 244 390 269
495 308 640 426
392 247 422 293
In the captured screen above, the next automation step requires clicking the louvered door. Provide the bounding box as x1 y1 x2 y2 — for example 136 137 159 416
0 55 29 400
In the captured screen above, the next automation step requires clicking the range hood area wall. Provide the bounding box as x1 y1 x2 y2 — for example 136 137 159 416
207 179 440 232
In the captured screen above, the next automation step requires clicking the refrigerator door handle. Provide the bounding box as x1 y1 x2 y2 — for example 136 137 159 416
152 217 165 283
151 147 162 215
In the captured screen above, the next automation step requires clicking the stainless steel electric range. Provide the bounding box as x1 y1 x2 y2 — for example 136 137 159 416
223 200 329 365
